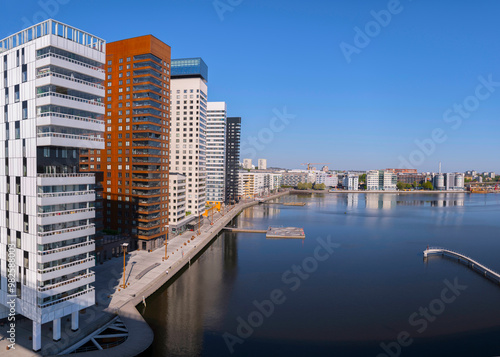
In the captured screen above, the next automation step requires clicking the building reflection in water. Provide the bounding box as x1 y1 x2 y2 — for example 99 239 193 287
364 193 465 210
346 193 358 208
142 233 238 357
365 194 398 210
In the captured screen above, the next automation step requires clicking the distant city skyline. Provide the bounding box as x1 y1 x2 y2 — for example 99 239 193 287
2 0 499 172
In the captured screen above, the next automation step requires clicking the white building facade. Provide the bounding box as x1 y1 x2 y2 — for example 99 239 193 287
366 170 397 191
0 20 105 350
342 174 359 191
238 172 281 197
206 102 226 203
242 158 252 169
170 58 208 217
258 159 267 170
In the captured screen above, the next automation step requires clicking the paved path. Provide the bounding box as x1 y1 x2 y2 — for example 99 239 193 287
0 191 289 356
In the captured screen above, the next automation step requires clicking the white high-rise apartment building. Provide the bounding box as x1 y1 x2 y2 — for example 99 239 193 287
243 158 252 169
170 58 208 216
206 102 226 203
258 159 267 170
0 20 105 351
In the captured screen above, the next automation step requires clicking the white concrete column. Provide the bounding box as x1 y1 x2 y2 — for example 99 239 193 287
71 311 79 331
33 321 41 351
53 318 61 341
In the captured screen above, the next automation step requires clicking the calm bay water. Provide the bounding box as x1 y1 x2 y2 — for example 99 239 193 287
140 193 500 357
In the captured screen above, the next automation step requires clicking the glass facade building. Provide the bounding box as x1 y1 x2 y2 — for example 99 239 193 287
171 58 208 82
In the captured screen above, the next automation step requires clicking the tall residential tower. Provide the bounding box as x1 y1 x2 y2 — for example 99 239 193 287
0 20 105 351
80 36 171 252
225 117 241 203
169 58 208 219
206 102 226 205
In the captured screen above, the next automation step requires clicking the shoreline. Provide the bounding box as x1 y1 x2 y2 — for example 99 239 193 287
59 190 290 357
291 189 472 194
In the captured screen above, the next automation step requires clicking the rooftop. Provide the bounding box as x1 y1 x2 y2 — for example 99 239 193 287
0 19 105 54
171 57 208 82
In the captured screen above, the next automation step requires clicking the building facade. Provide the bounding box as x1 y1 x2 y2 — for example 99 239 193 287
342 174 359 191
258 158 267 170
170 58 207 219
206 102 226 204
238 171 281 197
367 170 397 191
168 172 195 236
80 35 171 252
0 20 105 350
316 172 339 187
242 158 252 169
281 171 308 187
225 117 241 204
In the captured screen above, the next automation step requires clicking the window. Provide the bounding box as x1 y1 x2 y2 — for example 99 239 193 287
22 101 27 119
14 85 20 102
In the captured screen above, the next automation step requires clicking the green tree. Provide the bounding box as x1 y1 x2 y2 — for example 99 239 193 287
359 174 367 183
306 182 313 189
397 182 404 190
422 181 434 190
314 183 326 190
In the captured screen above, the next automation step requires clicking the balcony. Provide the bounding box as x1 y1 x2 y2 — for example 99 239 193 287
132 189 161 196
37 132 104 150
37 71 104 90
38 256 94 281
37 190 96 207
132 141 162 148
137 221 161 229
132 165 161 172
132 173 161 180
39 286 95 309
132 181 161 188
132 157 161 164
37 111 104 133
37 52 105 74
38 272 95 300
138 228 162 238
137 205 161 214
38 240 95 263
39 225 95 245
138 197 161 205
37 173 96 186
137 214 161 221
37 207 95 226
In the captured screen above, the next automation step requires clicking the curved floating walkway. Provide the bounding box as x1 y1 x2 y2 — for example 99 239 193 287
423 247 500 284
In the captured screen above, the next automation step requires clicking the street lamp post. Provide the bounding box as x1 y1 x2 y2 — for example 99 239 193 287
121 243 129 289
162 234 168 261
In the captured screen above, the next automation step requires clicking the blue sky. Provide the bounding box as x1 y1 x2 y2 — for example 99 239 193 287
2 0 500 172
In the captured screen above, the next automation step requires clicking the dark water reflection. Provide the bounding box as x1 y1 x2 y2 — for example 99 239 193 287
141 193 500 357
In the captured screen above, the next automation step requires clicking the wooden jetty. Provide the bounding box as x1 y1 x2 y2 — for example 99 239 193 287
223 226 306 239
283 202 306 206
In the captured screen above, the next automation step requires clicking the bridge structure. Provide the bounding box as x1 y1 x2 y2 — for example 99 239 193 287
423 247 500 284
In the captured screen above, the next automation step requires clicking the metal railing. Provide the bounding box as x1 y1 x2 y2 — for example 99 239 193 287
38 224 94 238
38 111 104 125
39 286 95 309
39 256 94 275
38 207 95 218
38 272 95 292
37 132 104 142
38 173 95 178
37 190 94 198
37 91 104 107
36 71 104 90
39 240 95 256
37 52 105 73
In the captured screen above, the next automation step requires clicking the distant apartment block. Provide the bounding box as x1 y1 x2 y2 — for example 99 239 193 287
258 158 267 170
243 158 252 169
0 20 105 351
386 168 417 174
225 117 241 204
343 174 359 191
397 173 426 185
238 171 281 197
206 102 226 203
366 170 397 191
433 173 465 191
281 171 308 187
316 172 339 187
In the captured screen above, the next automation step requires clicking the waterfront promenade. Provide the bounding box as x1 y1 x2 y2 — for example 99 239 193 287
0 191 289 356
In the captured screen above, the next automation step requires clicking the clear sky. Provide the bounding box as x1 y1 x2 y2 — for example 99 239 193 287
2 0 499 172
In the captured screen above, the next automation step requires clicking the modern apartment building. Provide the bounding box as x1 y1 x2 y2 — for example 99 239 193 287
0 20 105 350
342 174 359 191
281 171 308 187
316 172 339 187
206 102 226 204
80 35 171 252
242 158 252 169
258 158 267 170
366 170 397 191
225 117 241 204
168 172 195 237
238 171 281 197
170 58 208 219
